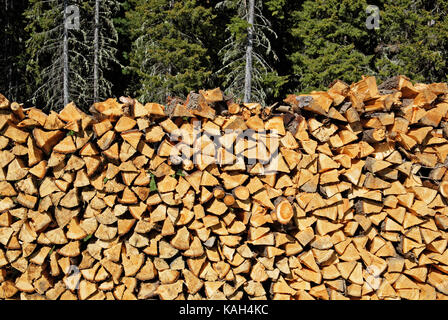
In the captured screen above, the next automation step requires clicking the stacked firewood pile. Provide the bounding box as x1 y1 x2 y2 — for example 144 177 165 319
2 75 448 300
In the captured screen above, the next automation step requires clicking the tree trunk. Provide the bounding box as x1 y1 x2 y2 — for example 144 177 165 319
6 0 12 97
63 0 69 107
243 0 255 103
93 0 99 102
5 0 13 98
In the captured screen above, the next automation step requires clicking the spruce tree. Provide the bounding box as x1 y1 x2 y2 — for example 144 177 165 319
0 0 29 101
126 0 215 103
216 0 286 104
375 0 448 83
263 0 304 98
289 0 374 93
88 0 121 103
24 0 91 111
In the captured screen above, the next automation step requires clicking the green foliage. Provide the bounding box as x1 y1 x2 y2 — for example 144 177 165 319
2 0 448 110
216 0 286 104
149 173 158 192
262 72 289 102
176 169 185 177
111 1 134 97
22 0 120 111
48 245 56 255
89 0 122 103
289 0 448 91
24 0 91 111
126 0 215 103
264 0 287 19
227 17 250 43
289 0 374 93
375 0 448 83
0 1 29 102
83 234 93 242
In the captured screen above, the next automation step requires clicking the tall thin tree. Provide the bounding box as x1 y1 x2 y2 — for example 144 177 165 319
243 0 254 102
93 0 100 102
25 0 90 111
63 0 69 106
216 0 284 104
86 0 120 104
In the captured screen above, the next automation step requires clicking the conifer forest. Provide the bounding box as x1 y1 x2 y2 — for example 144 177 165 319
2 1 448 110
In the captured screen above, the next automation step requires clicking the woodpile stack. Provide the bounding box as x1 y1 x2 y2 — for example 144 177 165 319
2 75 448 300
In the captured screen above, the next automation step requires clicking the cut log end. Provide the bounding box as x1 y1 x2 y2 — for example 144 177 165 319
439 181 448 198
274 198 294 225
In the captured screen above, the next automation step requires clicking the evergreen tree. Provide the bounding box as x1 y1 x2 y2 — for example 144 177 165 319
262 0 300 101
109 0 134 98
216 0 286 104
8 0 448 109
0 0 28 101
375 0 448 83
88 0 121 103
289 0 374 93
126 0 215 103
24 0 91 111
